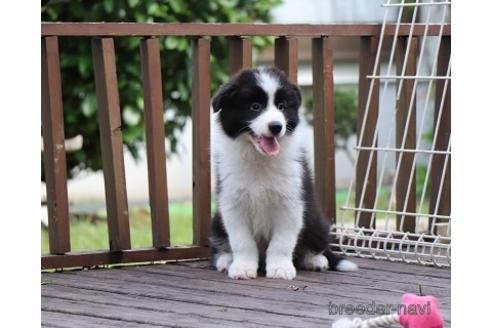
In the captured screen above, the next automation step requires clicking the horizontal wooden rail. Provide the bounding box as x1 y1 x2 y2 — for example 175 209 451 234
41 247 209 270
42 23 450 37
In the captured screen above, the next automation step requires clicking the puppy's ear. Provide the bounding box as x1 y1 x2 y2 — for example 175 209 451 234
212 81 236 113
292 83 302 105
285 82 302 109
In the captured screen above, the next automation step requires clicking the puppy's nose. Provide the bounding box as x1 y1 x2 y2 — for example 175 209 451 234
268 121 283 136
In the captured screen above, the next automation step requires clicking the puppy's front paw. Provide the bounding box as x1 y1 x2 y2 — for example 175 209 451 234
266 258 296 280
215 253 233 272
228 260 258 279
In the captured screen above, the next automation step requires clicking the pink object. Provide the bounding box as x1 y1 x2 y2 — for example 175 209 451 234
399 293 444 328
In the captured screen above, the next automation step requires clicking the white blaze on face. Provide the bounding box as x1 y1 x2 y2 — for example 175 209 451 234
248 69 286 156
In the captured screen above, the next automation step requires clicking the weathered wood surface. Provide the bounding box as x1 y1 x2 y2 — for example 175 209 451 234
42 23 451 37
42 258 450 327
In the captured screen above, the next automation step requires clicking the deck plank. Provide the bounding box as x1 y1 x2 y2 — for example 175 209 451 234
42 310 157 328
42 258 450 327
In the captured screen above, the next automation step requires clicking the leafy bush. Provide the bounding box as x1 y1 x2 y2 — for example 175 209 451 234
303 86 358 163
41 0 281 179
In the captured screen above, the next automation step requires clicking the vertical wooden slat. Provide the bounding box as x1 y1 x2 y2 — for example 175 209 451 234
192 38 211 246
140 38 170 248
228 37 252 76
91 38 131 251
395 37 417 232
274 37 298 83
41 36 70 254
312 37 336 223
430 36 451 233
356 36 379 229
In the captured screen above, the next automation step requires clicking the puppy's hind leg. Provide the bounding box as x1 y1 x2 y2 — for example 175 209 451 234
324 248 358 272
209 212 234 273
302 251 329 271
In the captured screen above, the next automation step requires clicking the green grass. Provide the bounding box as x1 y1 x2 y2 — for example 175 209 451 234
42 190 430 254
41 202 193 254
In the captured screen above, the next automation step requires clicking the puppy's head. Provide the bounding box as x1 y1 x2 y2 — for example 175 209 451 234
212 67 301 156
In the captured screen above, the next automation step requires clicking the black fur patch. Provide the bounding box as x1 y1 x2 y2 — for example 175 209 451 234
273 72 301 134
292 155 342 270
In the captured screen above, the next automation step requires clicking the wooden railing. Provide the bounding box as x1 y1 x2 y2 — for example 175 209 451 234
41 23 451 269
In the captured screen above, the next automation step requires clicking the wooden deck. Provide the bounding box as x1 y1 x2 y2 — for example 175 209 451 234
42 257 450 327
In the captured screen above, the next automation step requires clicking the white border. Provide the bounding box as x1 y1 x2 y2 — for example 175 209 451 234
0 2 40 327
453 0 492 326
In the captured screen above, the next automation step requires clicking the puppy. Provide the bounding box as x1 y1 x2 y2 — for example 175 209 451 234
210 67 357 280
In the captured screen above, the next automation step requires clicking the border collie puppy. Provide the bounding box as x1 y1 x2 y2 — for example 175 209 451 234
210 67 357 280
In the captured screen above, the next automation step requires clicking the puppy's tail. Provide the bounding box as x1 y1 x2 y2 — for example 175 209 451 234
323 249 358 272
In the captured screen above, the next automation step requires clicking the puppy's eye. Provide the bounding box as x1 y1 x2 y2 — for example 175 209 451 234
250 102 261 111
278 102 285 111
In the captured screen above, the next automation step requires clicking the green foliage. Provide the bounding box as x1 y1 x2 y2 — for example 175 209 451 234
41 0 281 179
303 86 358 162
303 86 358 138
415 164 429 197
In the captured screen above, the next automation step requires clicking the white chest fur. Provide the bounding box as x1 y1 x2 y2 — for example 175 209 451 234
212 114 305 243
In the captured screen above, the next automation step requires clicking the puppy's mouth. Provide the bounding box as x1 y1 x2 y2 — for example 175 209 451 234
248 132 280 156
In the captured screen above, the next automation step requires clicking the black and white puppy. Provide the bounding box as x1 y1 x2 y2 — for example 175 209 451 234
210 67 357 280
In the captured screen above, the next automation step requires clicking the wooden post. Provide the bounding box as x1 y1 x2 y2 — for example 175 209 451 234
228 37 252 76
92 38 131 251
140 38 170 248
395 37 417 233
274 37 298 83
430 36 451 234
192 38 211 246
312 37 336 222
356 36 379 229
41 36 71 254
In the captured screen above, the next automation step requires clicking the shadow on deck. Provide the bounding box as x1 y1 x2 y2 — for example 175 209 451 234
41 258 450 327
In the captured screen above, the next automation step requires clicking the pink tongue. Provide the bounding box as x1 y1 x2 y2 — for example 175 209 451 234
259 137 280 156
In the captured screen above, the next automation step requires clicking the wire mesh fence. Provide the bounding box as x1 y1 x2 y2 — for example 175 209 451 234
331 0 451 267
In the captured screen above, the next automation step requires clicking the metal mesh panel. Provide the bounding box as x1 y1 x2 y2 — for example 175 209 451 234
332 0 451 267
